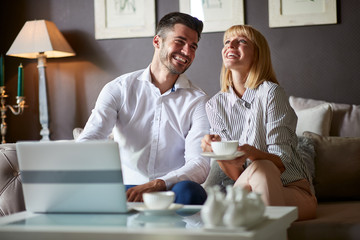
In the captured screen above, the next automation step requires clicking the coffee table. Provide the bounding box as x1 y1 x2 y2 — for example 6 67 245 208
0 205 297 240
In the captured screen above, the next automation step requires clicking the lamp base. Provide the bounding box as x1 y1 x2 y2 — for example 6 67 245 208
37 53 50 141
40 127 50 141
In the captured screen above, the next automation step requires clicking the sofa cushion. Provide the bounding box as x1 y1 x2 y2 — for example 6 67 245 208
330 103 360 137
294 103 332 136
303 131 360 201
290 96 360 137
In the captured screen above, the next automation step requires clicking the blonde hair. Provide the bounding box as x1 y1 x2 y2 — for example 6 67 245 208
220 25 278 92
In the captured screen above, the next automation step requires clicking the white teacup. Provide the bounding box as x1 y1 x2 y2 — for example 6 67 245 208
143 191 175 210
211 140 239 155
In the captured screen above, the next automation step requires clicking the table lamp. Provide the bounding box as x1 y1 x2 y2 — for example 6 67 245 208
6 20 75 141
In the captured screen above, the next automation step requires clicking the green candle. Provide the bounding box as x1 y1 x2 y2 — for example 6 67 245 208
17 63 24 96
0 54 4 87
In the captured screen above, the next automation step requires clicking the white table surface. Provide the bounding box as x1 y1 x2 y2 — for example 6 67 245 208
0 205 297 240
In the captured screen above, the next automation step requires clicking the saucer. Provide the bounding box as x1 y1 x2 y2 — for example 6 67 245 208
133 203 184 215
203 216 268 231
201 151 245 160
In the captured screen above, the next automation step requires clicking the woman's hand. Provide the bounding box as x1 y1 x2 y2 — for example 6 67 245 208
201 134 221 152
217 156 246 181
217 144 286 180
238 144 265 161
238 144 285 173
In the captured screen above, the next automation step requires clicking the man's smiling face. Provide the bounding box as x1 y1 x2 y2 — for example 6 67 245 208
158 23 199 75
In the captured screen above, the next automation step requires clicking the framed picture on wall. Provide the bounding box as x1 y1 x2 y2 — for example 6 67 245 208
94 0 155 39
179 0 244 33
269 0 337 28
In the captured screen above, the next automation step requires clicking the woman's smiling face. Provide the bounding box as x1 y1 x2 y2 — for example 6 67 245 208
222 34 255 73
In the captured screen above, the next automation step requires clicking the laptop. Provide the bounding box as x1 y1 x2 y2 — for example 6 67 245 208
16 140 129 213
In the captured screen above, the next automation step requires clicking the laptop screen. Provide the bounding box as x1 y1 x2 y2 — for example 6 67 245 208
16 140 129 213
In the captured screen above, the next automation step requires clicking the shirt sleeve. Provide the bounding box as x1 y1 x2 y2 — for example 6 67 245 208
205 96 231 140
76 82 119 141
158 96 211 189
265 85 299 168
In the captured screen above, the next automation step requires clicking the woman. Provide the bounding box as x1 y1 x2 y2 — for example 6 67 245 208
201 25 317 220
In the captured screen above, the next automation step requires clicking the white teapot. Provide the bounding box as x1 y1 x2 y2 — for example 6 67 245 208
200 185 226 227
223 186 249 228
242 191 266 228
201 185 265 229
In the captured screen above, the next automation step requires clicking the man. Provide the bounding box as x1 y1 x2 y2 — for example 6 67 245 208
77 12 210 204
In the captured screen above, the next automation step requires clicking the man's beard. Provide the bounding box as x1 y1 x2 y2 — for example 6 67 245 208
159 44 190 75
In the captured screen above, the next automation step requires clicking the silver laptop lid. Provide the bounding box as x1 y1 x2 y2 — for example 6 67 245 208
16 140 128 213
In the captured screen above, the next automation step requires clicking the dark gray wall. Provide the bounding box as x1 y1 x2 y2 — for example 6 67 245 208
0 0 359 142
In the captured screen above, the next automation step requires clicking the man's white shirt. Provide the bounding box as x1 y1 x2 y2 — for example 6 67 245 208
77 66 210 189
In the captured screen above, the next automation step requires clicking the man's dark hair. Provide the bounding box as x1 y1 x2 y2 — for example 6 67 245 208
156 12 203 41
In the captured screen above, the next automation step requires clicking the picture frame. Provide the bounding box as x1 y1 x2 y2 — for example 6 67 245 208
94 0 155 39
269 0 337 28
179 0 244 33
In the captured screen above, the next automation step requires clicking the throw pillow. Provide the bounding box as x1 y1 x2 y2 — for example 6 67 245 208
303 131 360 201
289 96 326 110
290 95 360 137
294 103 333 136
329 103 360 137
297 136 316 180
202 160 235 192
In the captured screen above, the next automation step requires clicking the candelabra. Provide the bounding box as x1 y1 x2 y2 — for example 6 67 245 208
0 86 26 143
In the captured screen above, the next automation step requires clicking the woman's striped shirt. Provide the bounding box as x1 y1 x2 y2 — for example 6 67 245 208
206 81 312 186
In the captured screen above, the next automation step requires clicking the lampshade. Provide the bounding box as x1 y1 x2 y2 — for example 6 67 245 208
6 19 75 141
6 20 75 59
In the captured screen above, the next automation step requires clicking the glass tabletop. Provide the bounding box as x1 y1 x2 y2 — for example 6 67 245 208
3 205 204 230
0 206 297 240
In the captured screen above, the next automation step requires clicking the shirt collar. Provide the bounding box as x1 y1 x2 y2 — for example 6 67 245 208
174 73 191 90
227 86 255 109
138 65 152 83
242 88 256 106
138 65 191 92
227 86 239 106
